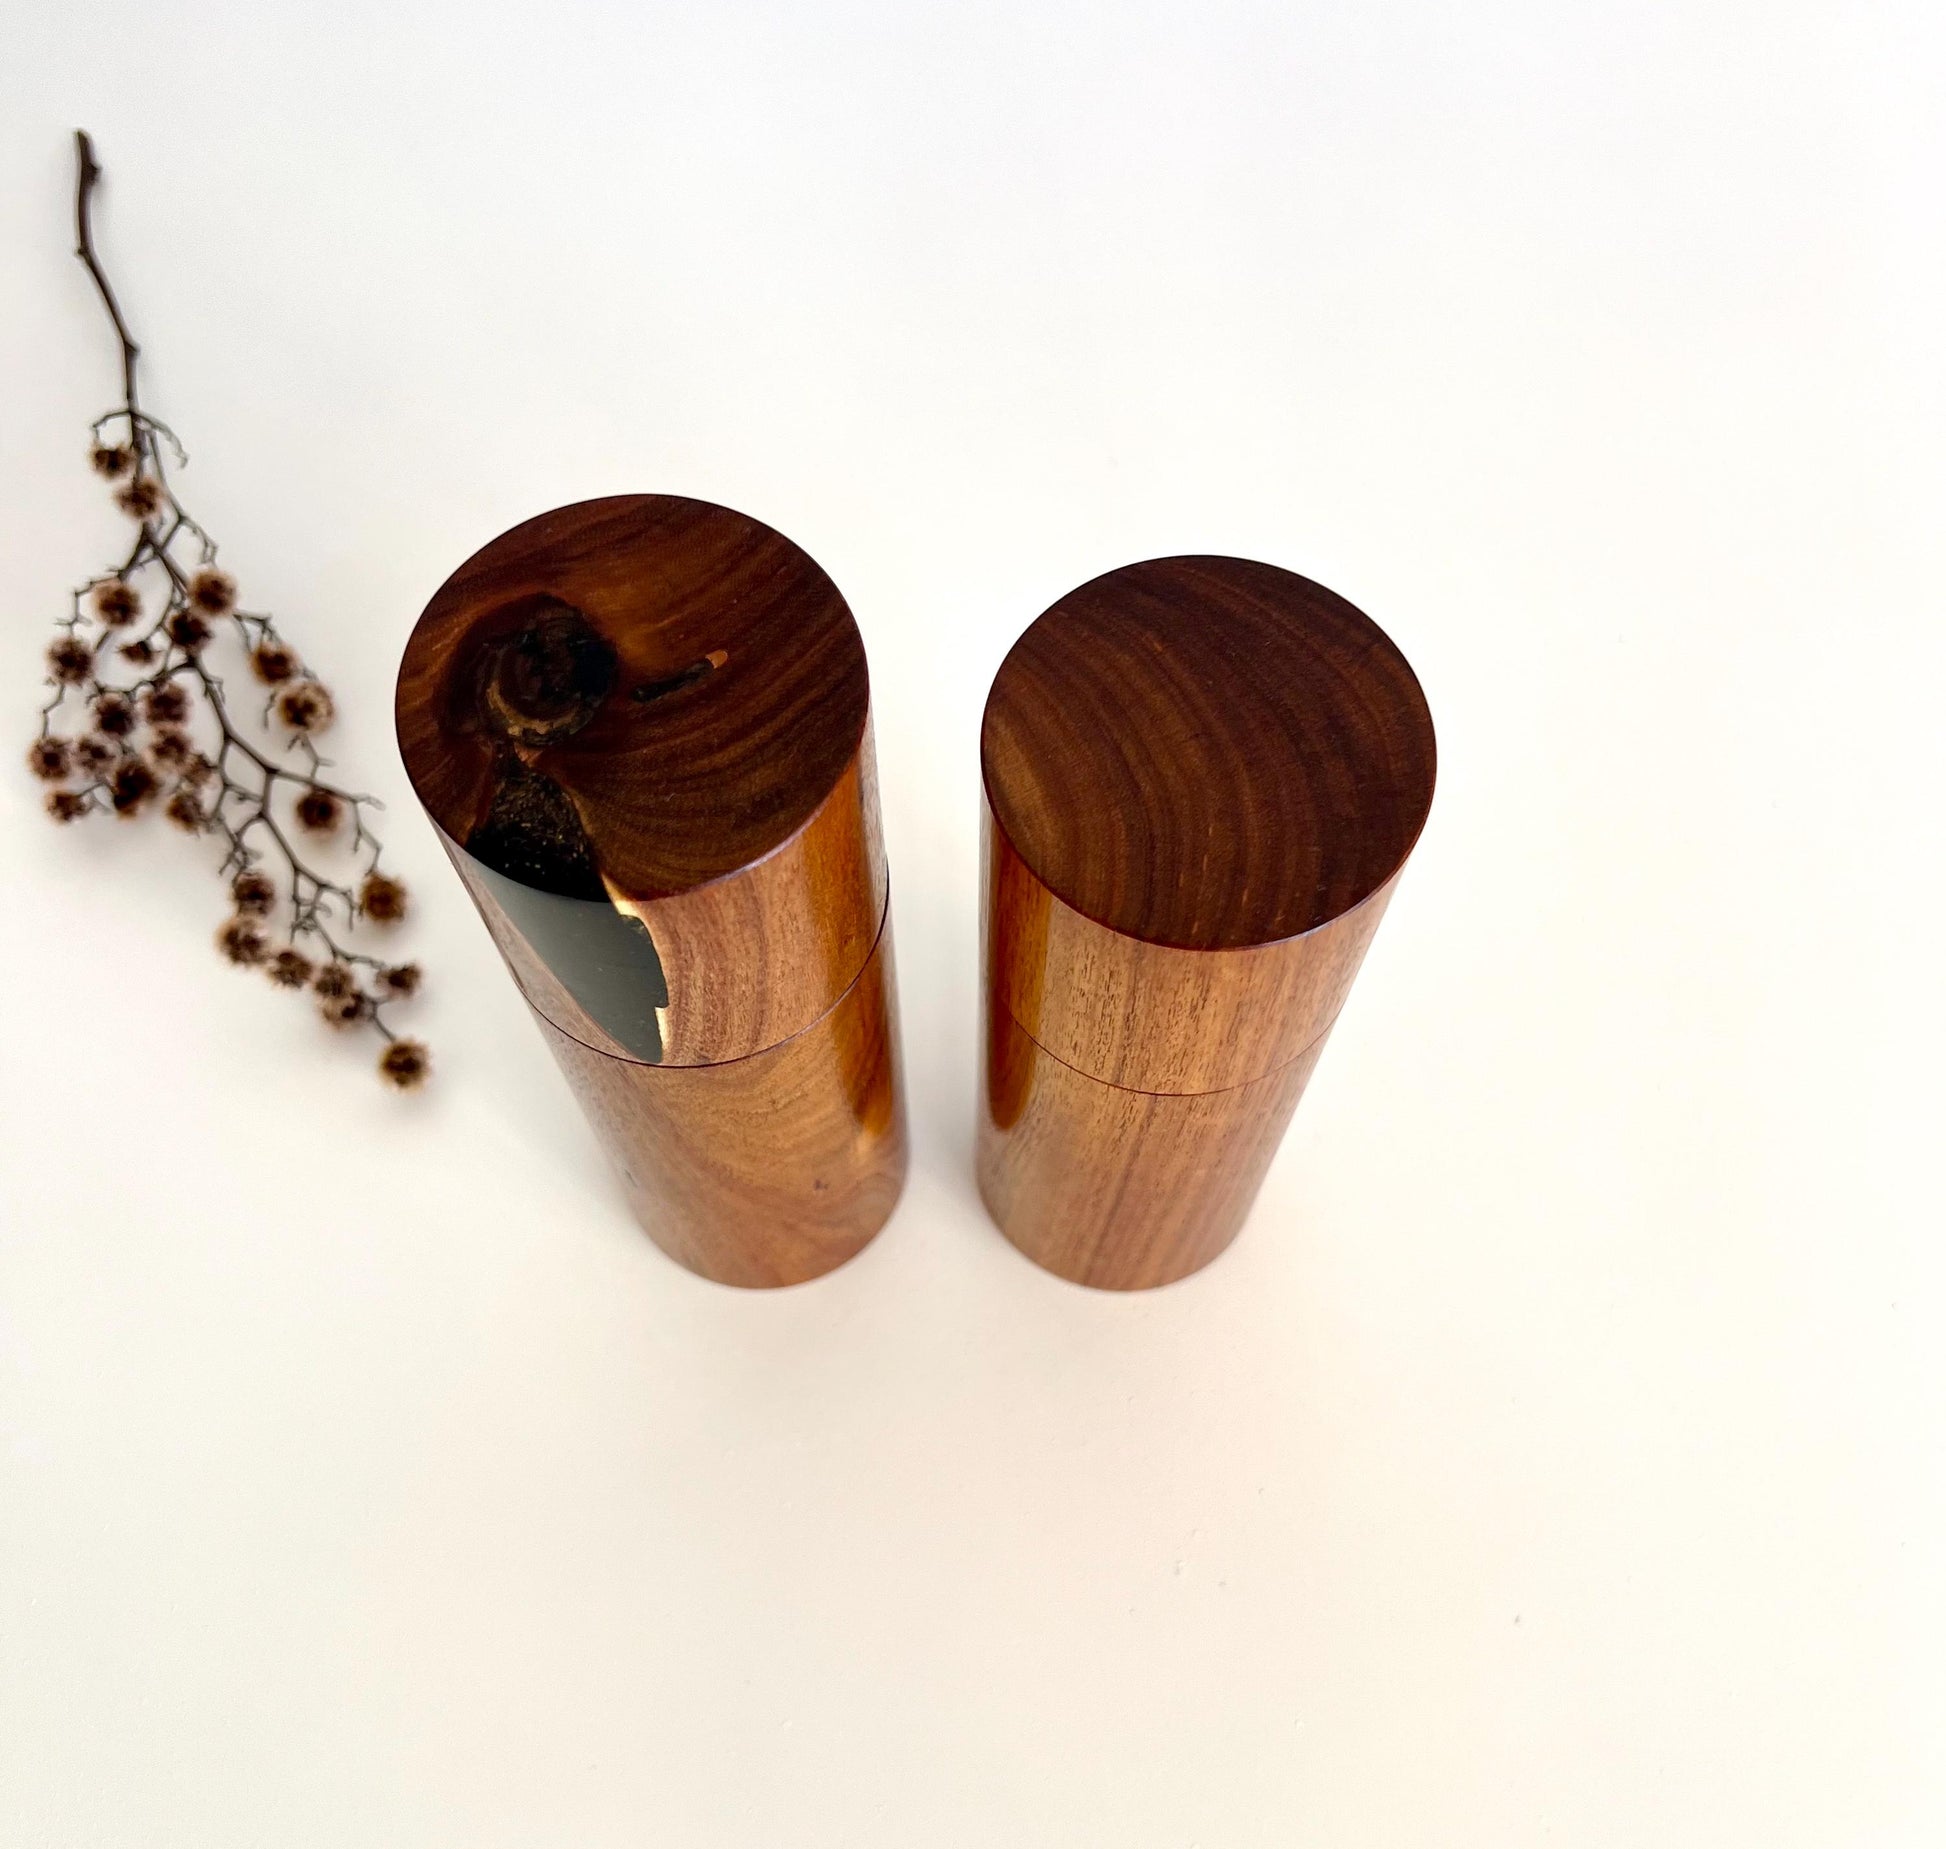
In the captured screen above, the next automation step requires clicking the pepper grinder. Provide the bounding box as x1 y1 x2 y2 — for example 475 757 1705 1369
978 555 1435 1289
397 495 906 1287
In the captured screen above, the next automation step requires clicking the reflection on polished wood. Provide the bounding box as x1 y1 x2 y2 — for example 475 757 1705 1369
978 555 1436 1290
397 495 886 1068
539 923 907 1289
430 740 886 1070
397 495 905 1283
984 805 1398 1095
979 1000 1328 1291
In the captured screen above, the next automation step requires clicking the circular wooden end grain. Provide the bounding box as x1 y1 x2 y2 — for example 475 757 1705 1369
397 495 905 1286
978 555 1435 1289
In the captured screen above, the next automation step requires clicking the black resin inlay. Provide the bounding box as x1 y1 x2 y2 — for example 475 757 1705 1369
467 852 671 1064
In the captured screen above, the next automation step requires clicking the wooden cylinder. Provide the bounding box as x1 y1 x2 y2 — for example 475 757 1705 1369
978 555 1436 1290
396 495 906 1286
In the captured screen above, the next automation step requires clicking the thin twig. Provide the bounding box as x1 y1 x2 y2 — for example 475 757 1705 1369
73 131 139 416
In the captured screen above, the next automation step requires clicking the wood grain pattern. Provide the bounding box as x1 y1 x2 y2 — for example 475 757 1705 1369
979 1003 1329 1290
979 554 1434 1289
398 495 885 1067
537 921 907 1288
400 496 869 899
397 495 904 1282
985 803 1396 1095
434 739 885 1068
982 555 1435 950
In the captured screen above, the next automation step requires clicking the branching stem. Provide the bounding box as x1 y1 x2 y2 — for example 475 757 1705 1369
27 132 429 1086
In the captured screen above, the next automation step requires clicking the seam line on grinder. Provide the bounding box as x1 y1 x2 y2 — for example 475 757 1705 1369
993 993 1343 1102
517 891 893 1072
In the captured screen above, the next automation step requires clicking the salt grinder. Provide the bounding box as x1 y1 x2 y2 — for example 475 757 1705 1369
978 555 1435 1289
397 495 906 1286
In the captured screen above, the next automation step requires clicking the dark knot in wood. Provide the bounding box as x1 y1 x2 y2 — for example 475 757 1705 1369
474 598 616 747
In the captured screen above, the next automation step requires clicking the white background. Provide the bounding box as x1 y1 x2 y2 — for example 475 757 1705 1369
3 3 1943 1844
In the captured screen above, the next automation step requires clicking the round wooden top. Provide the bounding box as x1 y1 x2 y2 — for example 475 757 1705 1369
396 495 870 905
981 556 1435 952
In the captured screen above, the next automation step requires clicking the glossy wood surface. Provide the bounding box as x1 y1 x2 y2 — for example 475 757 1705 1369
982 555 1435 951
986 804 1396 1095
398 495 885 1067
979 1004 1328 1290
397 495 904 1282
434 740 884 1068
979 555 1434 1288
536 922 907 1288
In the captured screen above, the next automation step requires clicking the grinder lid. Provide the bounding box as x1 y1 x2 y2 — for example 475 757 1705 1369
982 555 1436 955
397 495 882 1067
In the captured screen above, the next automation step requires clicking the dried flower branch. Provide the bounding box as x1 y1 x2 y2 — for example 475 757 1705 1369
32 131 429 1090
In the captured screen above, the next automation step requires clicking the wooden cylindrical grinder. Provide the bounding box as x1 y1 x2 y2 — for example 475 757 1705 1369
396 495 906 1287
978 556 1436 1291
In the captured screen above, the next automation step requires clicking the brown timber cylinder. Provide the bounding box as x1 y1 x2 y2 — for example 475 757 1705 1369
397 495 906 1287
978 555 1436 1290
